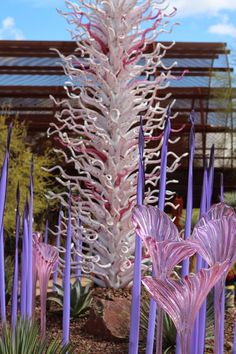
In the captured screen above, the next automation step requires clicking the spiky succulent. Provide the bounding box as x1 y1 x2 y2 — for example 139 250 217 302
49 279 92 318
0 317 74 354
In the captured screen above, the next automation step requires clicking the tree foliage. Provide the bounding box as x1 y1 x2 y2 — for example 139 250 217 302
0 115 57 235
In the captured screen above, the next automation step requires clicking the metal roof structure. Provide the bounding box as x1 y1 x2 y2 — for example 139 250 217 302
0 40 235 173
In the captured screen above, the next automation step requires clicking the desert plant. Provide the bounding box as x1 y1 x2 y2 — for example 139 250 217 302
0 115 57 236
0 317 74 354
179 208 200 231
49 279 92 318
223 191 236 208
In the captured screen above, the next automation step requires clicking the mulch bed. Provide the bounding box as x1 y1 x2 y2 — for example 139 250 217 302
44 287 235 354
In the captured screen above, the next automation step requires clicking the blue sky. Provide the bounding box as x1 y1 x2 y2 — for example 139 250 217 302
0 0 236 51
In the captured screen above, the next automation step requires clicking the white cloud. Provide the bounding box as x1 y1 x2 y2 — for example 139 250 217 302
208 15 236 38
169 0 236 18
0 17 24 40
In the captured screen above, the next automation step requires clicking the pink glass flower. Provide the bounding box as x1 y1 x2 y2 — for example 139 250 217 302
188 202 236 353
195 202 235 228
142 261 230 354
144 238 196 278
132 205 196 354
132 205 196 278
35 242 58 337
132 205 179 245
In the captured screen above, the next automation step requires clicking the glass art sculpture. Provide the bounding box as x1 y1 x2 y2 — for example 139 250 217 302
34 240 59 337
47 0 184 288
142 262 230 354
188 202 236 354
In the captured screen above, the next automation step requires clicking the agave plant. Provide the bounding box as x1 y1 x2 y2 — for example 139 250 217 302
49 279 92 318
0 317 73 354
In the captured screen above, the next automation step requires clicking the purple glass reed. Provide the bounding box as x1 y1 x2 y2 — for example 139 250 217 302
0 227 6 323
191 158 208 354
44 204 49 244
129 114 145 354
176 112 195 354
198 144 215 354
0 123 12 323
75 200 82 279
27 158 34 318
53 206 62 291
11 183 20 328
0 122 12 232
146 111 171 354
63 194 72 345
20 202 29 318
220 173 224 202
207 145 215 210
181 111 195 276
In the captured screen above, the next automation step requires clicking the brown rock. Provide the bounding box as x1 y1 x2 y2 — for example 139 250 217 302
84 296 131 340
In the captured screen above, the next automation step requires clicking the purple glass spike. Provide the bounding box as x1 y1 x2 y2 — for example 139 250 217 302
142 261 230 354
0 122 12 233
179 111 195 354
181 111 195 277
147 111 171 354
191 157 208 354
44 204 49 244
35 242 58 337
129 114 145 354
20 204 29 318
27 158 34 317
75 199 82 279
63 196 72 345
199 157 208 217
0 123 12 324
220 173 224 202
53 206 62 291
158 110 171 211
11 182 20 328
0 227 6 323
207 144 214 210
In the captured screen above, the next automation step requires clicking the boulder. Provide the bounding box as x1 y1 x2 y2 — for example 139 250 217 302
84 296 131 340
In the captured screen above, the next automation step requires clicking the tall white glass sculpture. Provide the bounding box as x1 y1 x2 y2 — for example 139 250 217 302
48 0 183 288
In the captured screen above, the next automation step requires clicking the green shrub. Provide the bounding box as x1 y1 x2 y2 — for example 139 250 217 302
49 279 92 318
0 317 74 354
0 115 58 237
